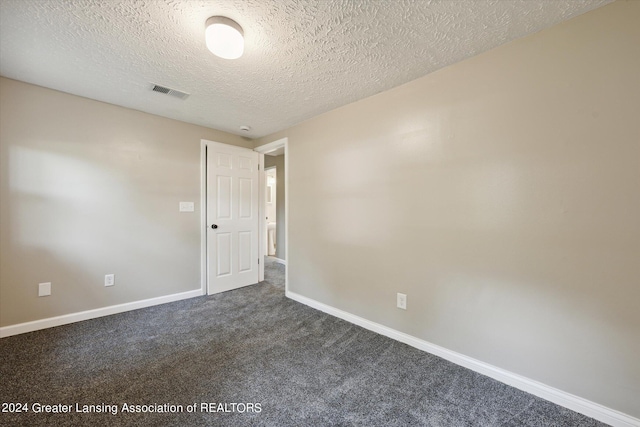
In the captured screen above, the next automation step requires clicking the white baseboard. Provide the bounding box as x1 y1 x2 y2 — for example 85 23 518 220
0 289 203 338
286 290 639 427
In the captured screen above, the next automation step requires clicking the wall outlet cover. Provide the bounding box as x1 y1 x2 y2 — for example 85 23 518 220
104 274 115 287
397 293 407 310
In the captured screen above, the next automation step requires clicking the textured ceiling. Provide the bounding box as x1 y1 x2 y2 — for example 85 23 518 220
0 0 612 139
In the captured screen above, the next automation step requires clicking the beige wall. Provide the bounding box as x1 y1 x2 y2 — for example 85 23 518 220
264 154 286 260
0 77 251 327
256 0 640 418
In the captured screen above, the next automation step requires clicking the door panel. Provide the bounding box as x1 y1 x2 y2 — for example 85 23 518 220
217 175 232 219
239 178 252 218
238 231 252 272
217 153 232 168
216 232 232 276
207 142 259 294
239 155 253 170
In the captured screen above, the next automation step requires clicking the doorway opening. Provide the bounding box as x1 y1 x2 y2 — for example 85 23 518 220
255 138 288 292
265 167 277 257
263 152 285 266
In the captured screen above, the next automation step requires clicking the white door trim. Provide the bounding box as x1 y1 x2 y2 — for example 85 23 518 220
258 152 265 281
255 137 288 293
200 140 208 295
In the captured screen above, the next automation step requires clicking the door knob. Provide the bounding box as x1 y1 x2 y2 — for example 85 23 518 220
211 224 218 229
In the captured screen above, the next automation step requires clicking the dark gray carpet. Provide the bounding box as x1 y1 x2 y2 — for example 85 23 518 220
0 258 605 426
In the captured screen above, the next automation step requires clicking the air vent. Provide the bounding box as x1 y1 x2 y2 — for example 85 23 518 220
150 83 190 100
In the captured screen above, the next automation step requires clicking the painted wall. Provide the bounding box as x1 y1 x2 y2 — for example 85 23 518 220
265 154 286 260
0 77 251 327
256 0 640 418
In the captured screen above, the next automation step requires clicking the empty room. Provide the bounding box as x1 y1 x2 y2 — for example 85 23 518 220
0 1 638 426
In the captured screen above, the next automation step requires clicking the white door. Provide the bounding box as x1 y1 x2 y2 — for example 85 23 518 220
207 142 259 294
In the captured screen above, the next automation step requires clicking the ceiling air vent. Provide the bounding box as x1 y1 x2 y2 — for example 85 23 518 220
150 83 190 100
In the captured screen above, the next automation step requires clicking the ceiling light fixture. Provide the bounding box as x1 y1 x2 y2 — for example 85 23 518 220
205 16 244 59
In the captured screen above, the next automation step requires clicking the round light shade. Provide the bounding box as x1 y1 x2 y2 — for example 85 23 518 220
205 16 244 59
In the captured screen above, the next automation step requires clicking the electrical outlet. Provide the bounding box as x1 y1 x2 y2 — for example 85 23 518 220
104 274 115 287
397 293 407 310
38 282 51 297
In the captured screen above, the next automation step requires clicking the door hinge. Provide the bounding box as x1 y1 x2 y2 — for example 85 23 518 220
258 164 260 170
258 258 260 264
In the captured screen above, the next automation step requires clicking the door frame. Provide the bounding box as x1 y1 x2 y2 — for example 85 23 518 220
200 138 288 294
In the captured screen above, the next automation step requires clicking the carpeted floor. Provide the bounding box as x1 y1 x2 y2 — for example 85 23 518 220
0 258 605 426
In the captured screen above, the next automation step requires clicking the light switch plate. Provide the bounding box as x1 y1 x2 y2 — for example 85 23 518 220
179 201 195 212
39 282 51 297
